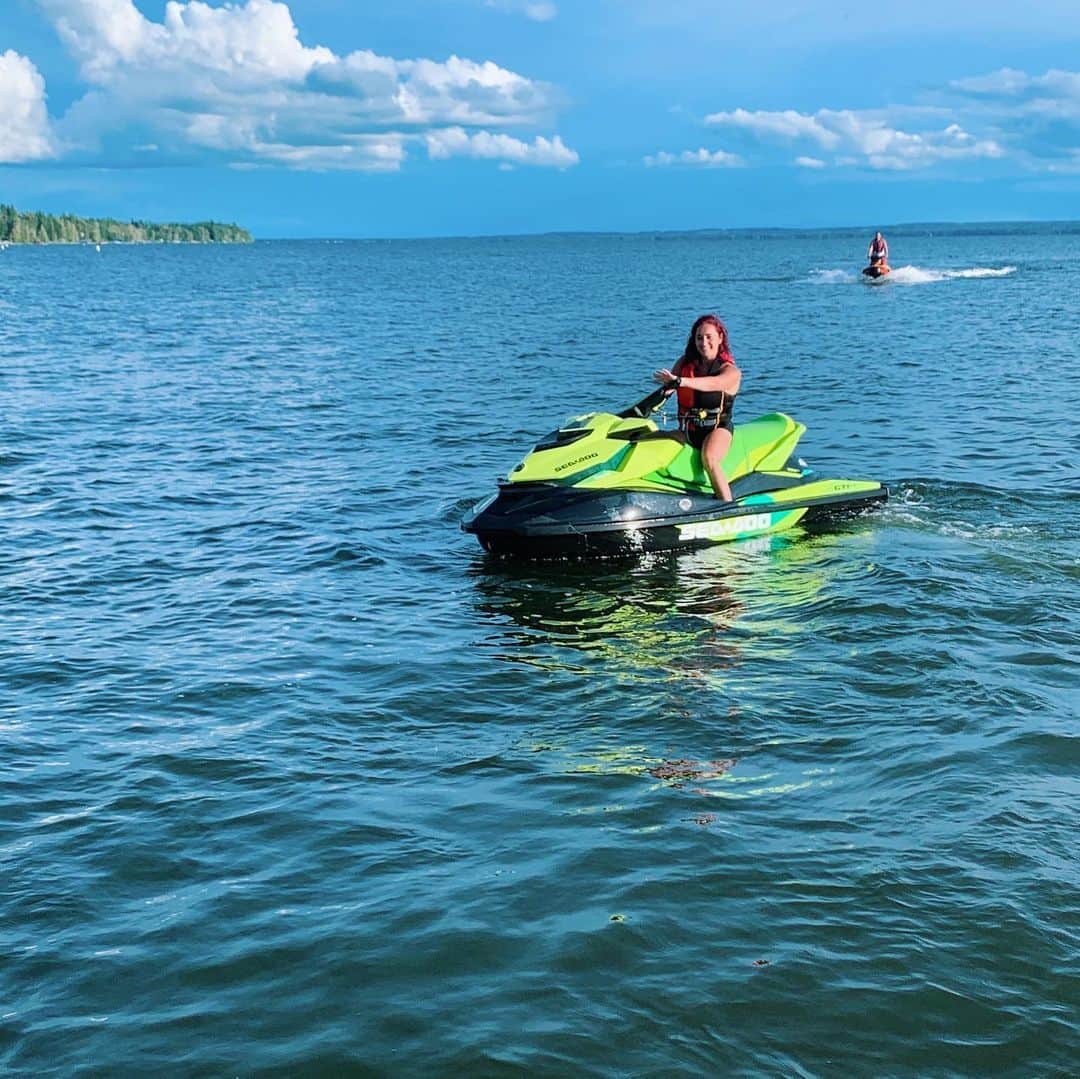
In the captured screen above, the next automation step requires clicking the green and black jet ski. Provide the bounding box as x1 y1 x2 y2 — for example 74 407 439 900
462 387 888 558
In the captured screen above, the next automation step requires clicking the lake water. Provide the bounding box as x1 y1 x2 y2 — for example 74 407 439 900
1 225 1077 1076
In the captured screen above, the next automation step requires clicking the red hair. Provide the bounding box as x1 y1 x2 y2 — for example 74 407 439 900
682 314 733 367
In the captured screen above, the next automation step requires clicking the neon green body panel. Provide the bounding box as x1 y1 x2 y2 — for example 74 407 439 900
508 411 806 492
742 477 885 507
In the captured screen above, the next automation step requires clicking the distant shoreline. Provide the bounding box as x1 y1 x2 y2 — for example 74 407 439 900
3 215 1076 247
0 204 253 245
249 218 1080 243
0 239 249 246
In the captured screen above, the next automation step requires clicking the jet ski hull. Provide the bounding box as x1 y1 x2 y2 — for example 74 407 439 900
462 404 887 559
463 477 889 558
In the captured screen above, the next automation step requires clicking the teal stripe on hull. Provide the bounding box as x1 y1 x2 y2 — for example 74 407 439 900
676 507 806 544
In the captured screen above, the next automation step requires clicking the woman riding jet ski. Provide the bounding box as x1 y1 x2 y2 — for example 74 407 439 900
652 315 740 502
462 315 888 559
862 231 891 278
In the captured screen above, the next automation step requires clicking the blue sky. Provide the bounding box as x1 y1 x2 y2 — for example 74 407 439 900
3 0 1080 237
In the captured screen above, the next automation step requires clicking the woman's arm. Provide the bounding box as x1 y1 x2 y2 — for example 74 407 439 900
679 364 741 395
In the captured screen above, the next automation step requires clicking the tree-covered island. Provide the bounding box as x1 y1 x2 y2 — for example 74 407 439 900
0 204 253 244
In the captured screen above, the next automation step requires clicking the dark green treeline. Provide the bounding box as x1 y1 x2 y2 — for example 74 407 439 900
0 204 252 244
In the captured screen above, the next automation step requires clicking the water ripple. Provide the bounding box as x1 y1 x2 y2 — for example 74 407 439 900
1 232 1077 1075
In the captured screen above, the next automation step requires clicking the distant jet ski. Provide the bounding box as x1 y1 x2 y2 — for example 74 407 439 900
462 387 888 559
862 261 891 279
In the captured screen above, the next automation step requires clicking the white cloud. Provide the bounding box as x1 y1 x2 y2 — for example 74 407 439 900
937 67 1080 165
706 67 1080 172
643 147 742 168
0 49 56 162
319 52 553 127
485 0 558 20
33 0 574 170
525 2 558 19
707 107 840 149
950 68 1032 96
706 105 1004 170
39 0 332 83
184 111 408 170
828 113 1003 169
951 67 1080 101
948 66 1080 128
38 0 154 81
425 126 578 166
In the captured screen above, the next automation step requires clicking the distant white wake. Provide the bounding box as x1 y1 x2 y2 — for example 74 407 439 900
887 264 1018 284
807 269 857 284
807 265 1017 285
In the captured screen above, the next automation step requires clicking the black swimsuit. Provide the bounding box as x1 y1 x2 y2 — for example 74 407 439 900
685 417 732 449
680 357 736 447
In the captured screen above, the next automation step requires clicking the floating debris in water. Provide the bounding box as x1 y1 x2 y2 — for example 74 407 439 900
648 758 737 785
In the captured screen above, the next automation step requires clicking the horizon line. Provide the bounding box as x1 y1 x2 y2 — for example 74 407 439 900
251 216 1080 243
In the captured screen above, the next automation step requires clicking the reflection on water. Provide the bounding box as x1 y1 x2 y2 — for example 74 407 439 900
4 233 1077 1077
468 524 883 807
468 522 879 679
469 550 739 681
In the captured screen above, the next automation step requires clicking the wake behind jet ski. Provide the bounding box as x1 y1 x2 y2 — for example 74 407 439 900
461 387 888 559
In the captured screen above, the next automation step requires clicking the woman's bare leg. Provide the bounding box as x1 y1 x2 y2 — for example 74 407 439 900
701 427 734 501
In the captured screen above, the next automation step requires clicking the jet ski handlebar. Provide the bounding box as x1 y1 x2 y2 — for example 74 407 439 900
617 385 674 419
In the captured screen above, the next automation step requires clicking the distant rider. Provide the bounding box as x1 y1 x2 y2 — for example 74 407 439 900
653 314 741 502
867 231 889 268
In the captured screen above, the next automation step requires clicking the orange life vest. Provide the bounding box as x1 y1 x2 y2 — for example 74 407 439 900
677 356 736 428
